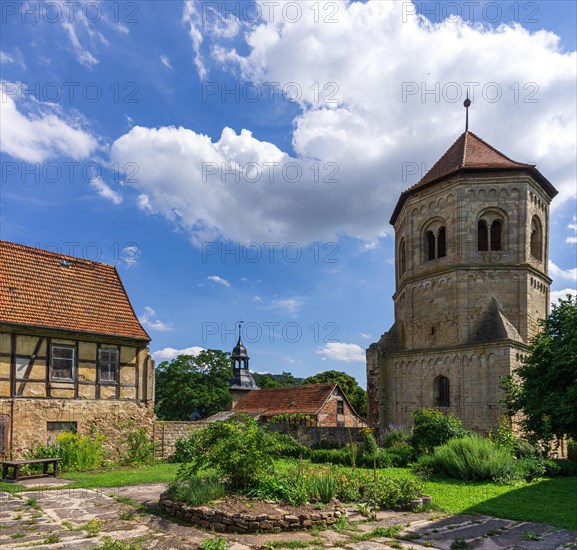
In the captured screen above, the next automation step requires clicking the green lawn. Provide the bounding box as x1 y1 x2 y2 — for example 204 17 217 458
59 463 180 489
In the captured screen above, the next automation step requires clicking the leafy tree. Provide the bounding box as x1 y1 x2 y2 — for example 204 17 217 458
252 371 303 388
154 350 233 420
410 408 469 454
501 295 577 444
253 374 282 388
303 370 367 418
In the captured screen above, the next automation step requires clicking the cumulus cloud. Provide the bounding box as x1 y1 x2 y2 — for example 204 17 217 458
152 345 204 362
316 342 365 362
550 288 577 305
139 306 173 332
0 48 25 68
549 261 577 285
111 1 576 246
208 275 231 287
0 83 98 163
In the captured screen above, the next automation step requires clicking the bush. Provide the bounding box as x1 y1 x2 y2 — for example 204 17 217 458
266 431 310 459
120 422 155 466
543 459 577 477
493 457 546 484
175 416 274 490
56 430 105 471
172 433 196 463
420 435 512 481
411 408 469 454
166 475 228 506
362 430 379 456
248 472 309 505
382 426 412 448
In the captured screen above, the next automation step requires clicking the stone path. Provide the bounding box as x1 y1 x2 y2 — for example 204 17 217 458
1 483 575 549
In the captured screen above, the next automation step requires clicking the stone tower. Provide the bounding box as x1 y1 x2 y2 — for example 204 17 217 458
366 130 557 433
229 324 258 407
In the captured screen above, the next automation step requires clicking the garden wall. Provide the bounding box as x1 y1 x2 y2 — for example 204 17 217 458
268 424 366 447
153 421 210 460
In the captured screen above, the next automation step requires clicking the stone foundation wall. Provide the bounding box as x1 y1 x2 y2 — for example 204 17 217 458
0 398 155 459
159 495 345 533
153 421 210 460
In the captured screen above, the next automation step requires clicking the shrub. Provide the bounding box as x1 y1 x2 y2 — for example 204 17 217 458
543 459 577 477
172 433 196 463
381 445 416 467
411 408 469 454
166 474 228 506
120 422 155 466
176 416 274 490
493 457 546 485
422 435 512 481
56 430 105 471
362 430 379 456
248 472 308 505
382 426 412 448
266 431 310 459
310 470 337 503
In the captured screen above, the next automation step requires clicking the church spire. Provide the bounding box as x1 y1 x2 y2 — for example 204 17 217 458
464 93 471 132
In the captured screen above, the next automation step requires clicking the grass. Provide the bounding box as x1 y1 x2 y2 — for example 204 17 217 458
276 460 577 530
59 462 180 488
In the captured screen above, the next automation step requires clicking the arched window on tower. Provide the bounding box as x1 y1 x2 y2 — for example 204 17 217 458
426 231 436 261
437 227 446 258
435 376 450 408
399 239 406 276
490 220 502 251
530 216 543 261
478 220 488 251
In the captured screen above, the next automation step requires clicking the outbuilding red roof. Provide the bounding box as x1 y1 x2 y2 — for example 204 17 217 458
390 131 557 224
233 383 338 416
0 240 150 341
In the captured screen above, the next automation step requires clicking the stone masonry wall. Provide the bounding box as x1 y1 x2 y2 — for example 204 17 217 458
268 425 365 447
153 421 210 460
0 398 155 459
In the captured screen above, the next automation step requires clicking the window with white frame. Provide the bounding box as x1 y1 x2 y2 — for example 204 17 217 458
98 349 119 383
50 346 75 380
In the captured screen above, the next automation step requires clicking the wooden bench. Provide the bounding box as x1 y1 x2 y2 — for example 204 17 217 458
2 458 61 482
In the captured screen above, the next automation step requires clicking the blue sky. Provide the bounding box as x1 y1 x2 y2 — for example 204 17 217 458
1 0 576 386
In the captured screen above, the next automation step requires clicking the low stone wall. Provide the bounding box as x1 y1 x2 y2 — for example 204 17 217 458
153 421 210 460
268 424 366 448
159 495 345 533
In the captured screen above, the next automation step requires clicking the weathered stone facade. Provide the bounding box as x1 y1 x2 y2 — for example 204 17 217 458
367 132 557 433
153 420 210 460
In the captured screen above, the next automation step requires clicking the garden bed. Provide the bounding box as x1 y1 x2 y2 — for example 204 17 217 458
159 493 346 533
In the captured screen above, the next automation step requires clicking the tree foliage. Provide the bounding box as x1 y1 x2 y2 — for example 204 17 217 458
303 370 367 418
154 350 233 420
252 371 303 388
501 295 577 443
410 408 469 454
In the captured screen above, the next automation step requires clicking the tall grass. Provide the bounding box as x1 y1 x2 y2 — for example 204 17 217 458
428 435 512 481
166 475 228 506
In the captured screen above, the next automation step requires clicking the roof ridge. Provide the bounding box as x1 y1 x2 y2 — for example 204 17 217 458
0 240 115 268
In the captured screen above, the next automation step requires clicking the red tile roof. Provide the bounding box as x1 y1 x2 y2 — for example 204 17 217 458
233 383 338 416
390 131 557 224
0 241 150 341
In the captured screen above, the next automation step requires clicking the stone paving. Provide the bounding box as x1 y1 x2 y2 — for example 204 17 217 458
1 483 576 549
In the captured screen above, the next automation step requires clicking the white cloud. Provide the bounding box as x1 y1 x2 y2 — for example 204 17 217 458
267 297 303 316
0 83 98 163
160 55 173 69
152 345 204 362
549 261 577 285
55 0 128 67
566 217 577 244
359 333 372 339
550 288 577 305
317 342 365 363
208 275 231 287
89 176 122 204
139 306 173 332
0 48 25 69
112 1 576 246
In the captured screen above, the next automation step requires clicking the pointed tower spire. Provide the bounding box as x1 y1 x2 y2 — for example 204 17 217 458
464 93 471 132
229 319 258 408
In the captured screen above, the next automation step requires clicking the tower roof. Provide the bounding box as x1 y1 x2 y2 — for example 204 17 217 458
232 336 248 358
390 131 557 225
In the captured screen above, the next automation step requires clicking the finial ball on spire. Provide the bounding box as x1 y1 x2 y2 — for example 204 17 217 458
464 98 471 108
